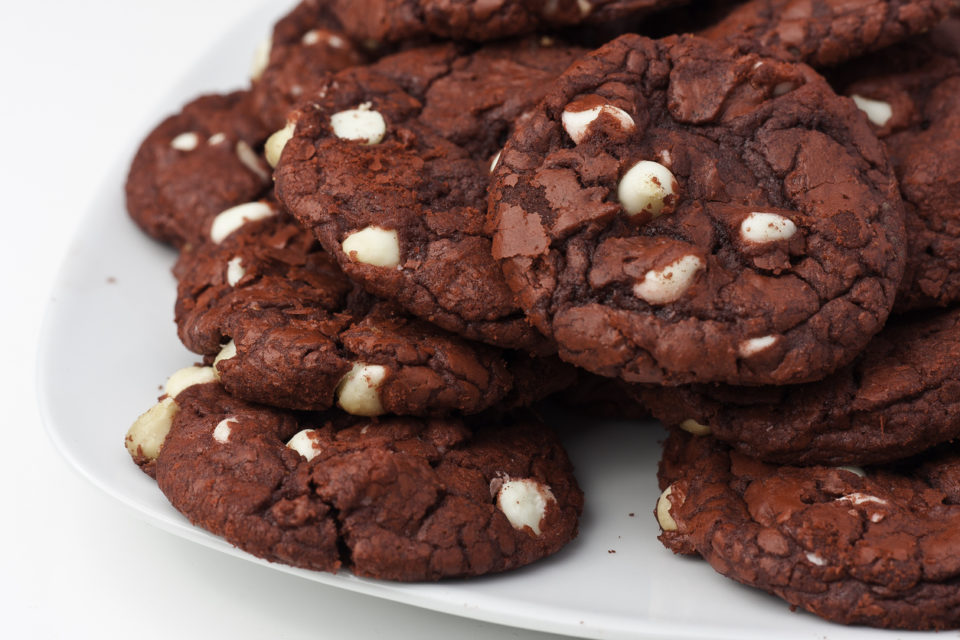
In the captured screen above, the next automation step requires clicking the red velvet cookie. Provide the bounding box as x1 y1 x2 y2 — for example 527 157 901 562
489 34 906 386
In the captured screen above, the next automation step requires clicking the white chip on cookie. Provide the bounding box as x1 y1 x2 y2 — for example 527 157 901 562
210 202 276 244
170 132 199 151
226 257 246 286
165 366 218 399
265 121 296 168
236 141 270 181
208 132 227 146
851 94 893 127
496 478 556 536
489 150 501 174
286 429 322 461
633 254 703 305
341 226 400 267
617 160 678 218
125 397 178 461
739 335 777 357
213 340 237 379
656 484 679 532
336 363 387 416
740 212 797 243
679 419 711 436
250 35 272 81
213 417 237 444
330 102 386 144
562 104 635 144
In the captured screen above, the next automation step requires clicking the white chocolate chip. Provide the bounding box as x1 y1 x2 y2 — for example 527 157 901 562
250 35 272 81
561 104 635 144
125 397 178 461
837 465 866 478
805 551 827 566
489 150 501 174
170 132 199 151
341 226 400 267
328 34 346 49
226 257 246 286
213 340 237 379
164 366 217 399
871 513 884 523
236 141 270 181
656 485 678 532
851 94 893 127
617 160 678 218
286 429 322 461
633 254 703 305
577 0 593 16
208 132 227 146
330 102 386 145
496 478 555 536
336 363 387 416
210 202 276 244
740 212 797 243
265 121 296 168
773 82 795 96
539 36 555 47
738 335 777 357
301 29 321 45
838 493 888 506
679 419 711 436
658 149 672 166
213 417 237 444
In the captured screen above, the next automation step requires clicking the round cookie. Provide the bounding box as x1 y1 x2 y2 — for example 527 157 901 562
250 0 370 132
639 307 960 466
174 208 573 415
274 39 587 351
833 20 960 311
700 0 955 68
125 91 272 248
324 0 685 44
489 33 906 386
656 428 960 629
126 379 583 581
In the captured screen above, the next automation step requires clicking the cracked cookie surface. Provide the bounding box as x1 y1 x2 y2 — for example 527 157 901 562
138 381 583 581
489 34 906 386
656 428 960 629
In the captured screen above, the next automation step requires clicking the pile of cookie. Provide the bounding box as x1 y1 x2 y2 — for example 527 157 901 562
122 0 960 629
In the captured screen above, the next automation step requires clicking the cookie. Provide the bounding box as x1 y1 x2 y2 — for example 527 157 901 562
125 379 583 581
833 20 960 311
274 39 587 351
174 208 573 414
324 0 684 44
701 0 955 68
125 91 272 248
640 307 960 466
489 34 906 386
656 428 960 629
250 0 370 132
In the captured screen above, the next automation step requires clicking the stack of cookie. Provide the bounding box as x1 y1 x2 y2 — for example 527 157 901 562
121 0 960 629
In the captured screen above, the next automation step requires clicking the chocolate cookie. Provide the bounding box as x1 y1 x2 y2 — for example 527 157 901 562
174 208 572 414
274 39 586 351
324 0 684 44
640 307 960 466
701 0 955 68
489 34 906 386
656 428 960 629
125 91 272 248
834 20 960 311
250 0 370 132
126 379 583 581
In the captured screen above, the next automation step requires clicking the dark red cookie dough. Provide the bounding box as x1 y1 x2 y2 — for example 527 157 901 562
132 381 583 581
250 0 370 132
700 0 956 67
325 0 685 43
275 39 586 351
640 307 960 466
656 428 960 629
174 210 571 414
833 20 960 311
125 91 272 248
489 34 906 386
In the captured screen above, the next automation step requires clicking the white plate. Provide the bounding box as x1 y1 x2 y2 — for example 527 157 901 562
36 3 938 638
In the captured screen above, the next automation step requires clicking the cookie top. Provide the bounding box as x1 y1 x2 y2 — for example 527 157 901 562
701 0 955 68
489 34 906 386
325 0 683 43
250 0 369 132
834 20 960 311
126 380 583 581
656 428 960 629
275 39 586 351
125 91 272 249
640 307 960 466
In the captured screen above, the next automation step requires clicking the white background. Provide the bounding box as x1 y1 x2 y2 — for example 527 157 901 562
0 2 571 638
